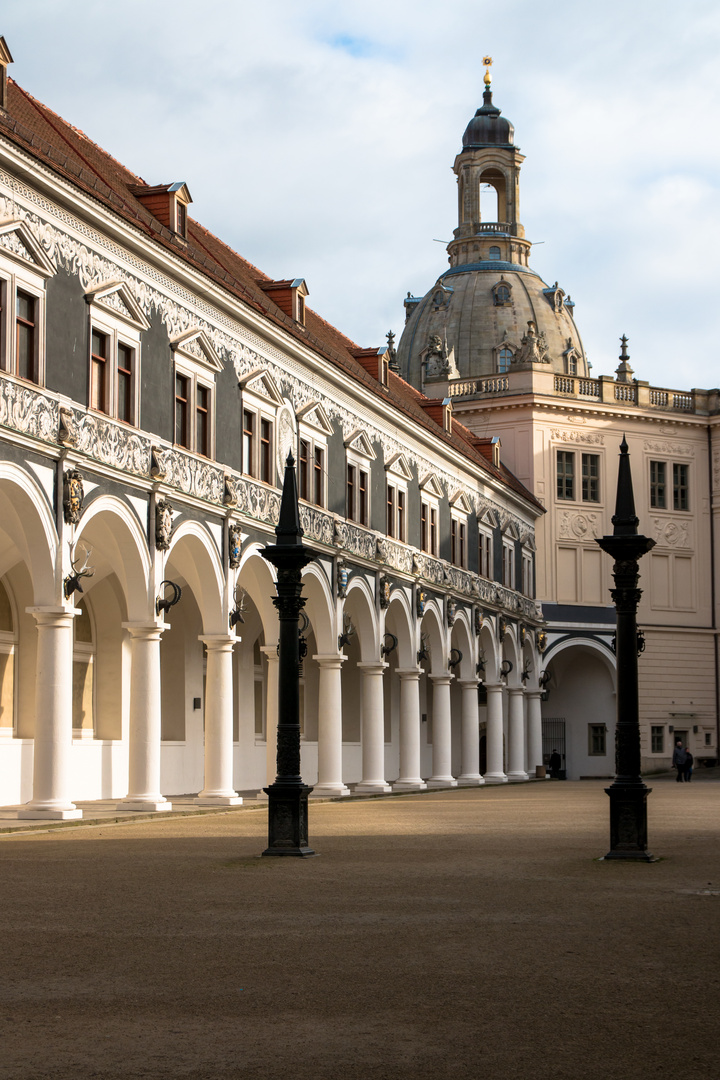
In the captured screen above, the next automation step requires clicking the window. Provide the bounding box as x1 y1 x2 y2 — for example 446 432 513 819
451 517 467 568
588 724 606 756
299 437 326 508
488 246 501 259
650 460 666 509
421 501 439 556
705 732 712 747
651 726 665 754
260 418 272 483
557 450 574 500
238 370 284 484
565 353 577 376
386 483 406 541
497 347 513 373
478 527 493 579
581 454 600 503
175 200 187 238
242 410 274 482
502 539 515 588
243 410 255 475
0 221 55 385
86 283 148 425
522 550 533 596
673 463 689 511
347 462 369 525
492 279 512 306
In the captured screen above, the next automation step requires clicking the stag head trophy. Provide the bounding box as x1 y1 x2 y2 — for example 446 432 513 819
338 613 356 651
64 541 95 599
229 584 248 630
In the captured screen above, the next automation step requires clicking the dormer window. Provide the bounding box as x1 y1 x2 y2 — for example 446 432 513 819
497 347 513 373
0 37 12 112
127 182 192 238
351 346 390 387
256 278 309 325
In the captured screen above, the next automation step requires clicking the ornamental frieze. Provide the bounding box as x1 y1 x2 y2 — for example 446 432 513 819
558 510 601 541
226 477 281 526
644 440 694 458
333 521 377 562
377 538 414 575
0 180 534 544
651 518 690 549
0 376 58 442
551 428 604 445
299 505 335 546
58 407 150 474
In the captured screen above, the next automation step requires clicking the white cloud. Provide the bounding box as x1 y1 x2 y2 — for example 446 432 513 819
3 0 719 387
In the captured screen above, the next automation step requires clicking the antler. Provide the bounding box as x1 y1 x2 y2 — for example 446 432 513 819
63 541 95 598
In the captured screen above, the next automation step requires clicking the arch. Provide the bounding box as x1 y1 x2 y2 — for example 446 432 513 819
237 544 279 643
501 624 521 687
420 601 445 675
0 462 57 604
302 562 335 655
478 622 499 684
76 494 151 621
385 590 415 669
166 520 225 634
543 635 617 687
344 576 379 661
450 609 474 681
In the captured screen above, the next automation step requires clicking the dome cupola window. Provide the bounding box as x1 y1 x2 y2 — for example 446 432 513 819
489 246 501 260
497 346 513 373
492 277 512 306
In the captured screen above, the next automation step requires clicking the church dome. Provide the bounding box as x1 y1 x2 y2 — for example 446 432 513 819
397 262 587 387
462 90 514 149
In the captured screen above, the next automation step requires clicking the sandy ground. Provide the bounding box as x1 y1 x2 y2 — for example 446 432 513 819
1 776 719 1080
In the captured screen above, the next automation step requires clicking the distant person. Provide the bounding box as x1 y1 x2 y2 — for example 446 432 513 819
549 749 561 779
683 747 694 783
672 739 687 783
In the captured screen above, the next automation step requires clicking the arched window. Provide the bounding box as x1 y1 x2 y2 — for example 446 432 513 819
565 353 577 376
492 278 512 306
479 183 499 223
497 348 513 373
489 246 501 260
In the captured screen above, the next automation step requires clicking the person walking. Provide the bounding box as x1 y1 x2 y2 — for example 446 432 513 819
683 747 694 783
549 749 561 779
672 739 687 783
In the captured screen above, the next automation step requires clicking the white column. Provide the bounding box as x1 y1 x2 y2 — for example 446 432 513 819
458 679 484 786
313 654 350 797
117 624 172 812
19 608 82 820
355 661 391 793
427 674 457 787
484 683 507 784
507 686 529 782
526 690 544 778
196 635 242 806
260 644 279 792
393 668 426 791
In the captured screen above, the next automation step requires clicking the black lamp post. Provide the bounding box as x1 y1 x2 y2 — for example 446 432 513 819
596 437 656 860
261 452 316 856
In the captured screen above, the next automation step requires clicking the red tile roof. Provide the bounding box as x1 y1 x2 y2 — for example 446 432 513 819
0 78 542 513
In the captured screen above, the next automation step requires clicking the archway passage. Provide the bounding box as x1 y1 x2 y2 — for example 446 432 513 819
541 643 616 780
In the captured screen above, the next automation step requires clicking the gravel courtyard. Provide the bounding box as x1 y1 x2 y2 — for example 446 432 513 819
1 777 718 1080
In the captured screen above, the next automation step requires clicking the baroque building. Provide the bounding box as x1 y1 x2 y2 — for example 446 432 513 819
0 40 545 818
399 64 719 778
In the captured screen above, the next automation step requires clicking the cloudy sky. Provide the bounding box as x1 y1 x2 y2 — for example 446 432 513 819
3 2 719 389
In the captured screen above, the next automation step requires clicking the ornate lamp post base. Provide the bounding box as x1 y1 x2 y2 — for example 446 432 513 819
604 784 655 861
262 782 315 857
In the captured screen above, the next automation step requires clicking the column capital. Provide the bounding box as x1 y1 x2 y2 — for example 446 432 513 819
312 653 347 669
357 661 388 675
121 622 165 641
429 673 453 686
199 634 236 652
525 689 543 700
26 606 76 628
484 682 504 694
396 667 422 681
507 685 525 697
260 643 279 663
458 679 479 689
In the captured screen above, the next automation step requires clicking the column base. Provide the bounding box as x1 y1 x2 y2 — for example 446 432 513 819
392 779 427 792
311 784 351 798
116 799 173 812
354 781 392 794
483 772 508 784
194 794 243 806
507 771 529 783
18 805 83 820
426 777 458 788
458 775 485 786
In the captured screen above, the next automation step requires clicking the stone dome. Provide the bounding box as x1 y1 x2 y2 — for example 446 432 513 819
397 260 588 388
462 90 515 150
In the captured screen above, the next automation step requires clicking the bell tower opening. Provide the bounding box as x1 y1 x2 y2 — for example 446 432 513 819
479 182 499 223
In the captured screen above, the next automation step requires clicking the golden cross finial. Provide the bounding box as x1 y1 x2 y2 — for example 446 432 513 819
483 55 493 87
